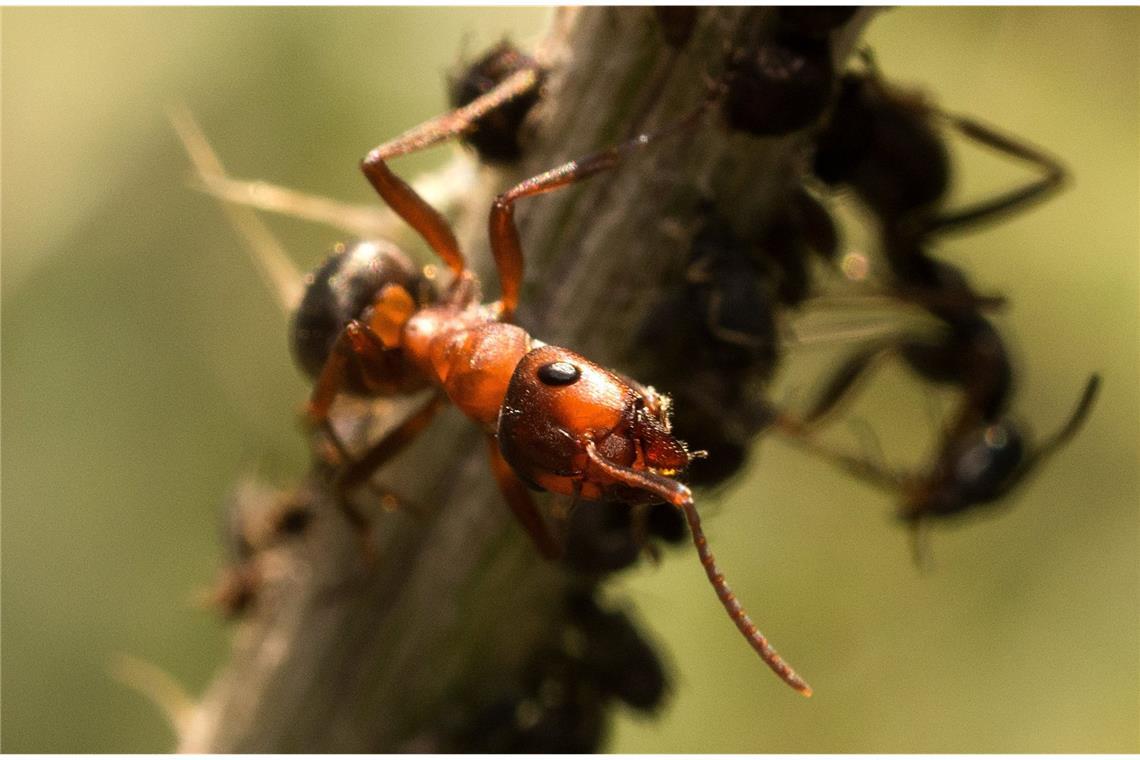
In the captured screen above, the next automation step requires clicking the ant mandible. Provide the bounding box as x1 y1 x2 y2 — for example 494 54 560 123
295 70 813 696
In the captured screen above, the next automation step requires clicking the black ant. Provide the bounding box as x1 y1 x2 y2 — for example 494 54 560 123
777 260 1101 530
185 65 811 694
767 50 1099 534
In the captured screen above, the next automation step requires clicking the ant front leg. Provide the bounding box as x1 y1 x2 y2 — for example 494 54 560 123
360 68 541 284
798 338 907 427
488 107 710 320
485 436 563 560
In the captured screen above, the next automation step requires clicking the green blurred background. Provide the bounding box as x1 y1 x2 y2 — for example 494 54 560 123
2 7 1137 752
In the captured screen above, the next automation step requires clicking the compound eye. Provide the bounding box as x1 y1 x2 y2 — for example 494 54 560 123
537 361 581 386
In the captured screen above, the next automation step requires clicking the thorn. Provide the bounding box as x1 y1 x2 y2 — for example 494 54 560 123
108 652 195 738
167 103 304 314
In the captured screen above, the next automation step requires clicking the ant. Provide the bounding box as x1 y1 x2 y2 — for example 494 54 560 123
765 50 1100 537
283 70 812 695
776 258 1101 532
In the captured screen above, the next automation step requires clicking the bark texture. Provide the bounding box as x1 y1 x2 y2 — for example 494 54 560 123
179 7 870 752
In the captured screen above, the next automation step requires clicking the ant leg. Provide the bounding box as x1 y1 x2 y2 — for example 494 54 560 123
485 436 563 560
305 284 418 425
771 409 905 494
361 68 541 279
800 339 904 426
169 105 304 313
583 440 813 697
335 394 446 493
489 107 710 320
930 114 1066 233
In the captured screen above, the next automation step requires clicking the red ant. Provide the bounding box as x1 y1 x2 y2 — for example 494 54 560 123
191 69 812 695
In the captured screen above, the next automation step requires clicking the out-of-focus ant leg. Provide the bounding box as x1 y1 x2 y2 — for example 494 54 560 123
485 436 563 560
931 114 1067 233
361 68 541 282
337 394 447 493
798 339 903 427
583 441 814 697
193 173 391 239
771 411 907 494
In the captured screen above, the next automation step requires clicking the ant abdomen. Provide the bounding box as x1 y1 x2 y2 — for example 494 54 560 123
291 240 436 393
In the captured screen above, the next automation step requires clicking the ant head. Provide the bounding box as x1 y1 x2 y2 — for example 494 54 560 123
291 240 438 389
498 346 693 500
904 418 1027 520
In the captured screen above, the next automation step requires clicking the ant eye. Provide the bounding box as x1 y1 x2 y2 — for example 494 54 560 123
537 361 580 386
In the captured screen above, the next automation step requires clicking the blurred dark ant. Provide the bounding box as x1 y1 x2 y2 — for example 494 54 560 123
812 50 1066 289
448 41 544 164
207 479 314 618
183 69 810 693
782 50 1095 536
722 8 857 136
775 260 1101 528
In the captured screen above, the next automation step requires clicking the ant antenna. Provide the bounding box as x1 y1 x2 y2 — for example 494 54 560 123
1020 374 1102 472
168 104 303 314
